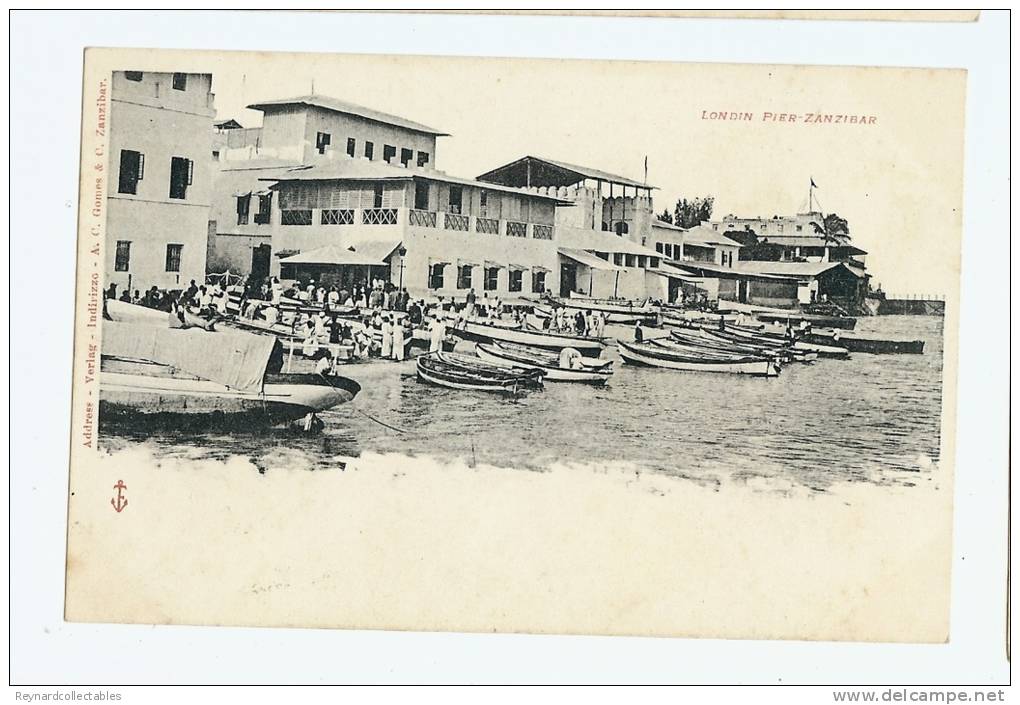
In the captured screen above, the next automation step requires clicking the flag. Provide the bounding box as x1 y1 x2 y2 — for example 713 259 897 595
810 177 818 188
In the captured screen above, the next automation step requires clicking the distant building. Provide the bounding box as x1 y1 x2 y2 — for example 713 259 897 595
477 156 675 300
106 70 215 294
209 94 450 282
711 211 868 270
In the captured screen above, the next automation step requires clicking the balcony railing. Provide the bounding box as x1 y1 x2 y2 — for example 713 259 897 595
444 213 470 232
476 217 499 234
532 224 553 240
506 221 527 238
362 208 398 225
281 209 313 226
409 209 437 228
321 208 355 225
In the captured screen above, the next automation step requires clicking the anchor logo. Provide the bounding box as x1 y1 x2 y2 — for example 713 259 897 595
110 480 128 513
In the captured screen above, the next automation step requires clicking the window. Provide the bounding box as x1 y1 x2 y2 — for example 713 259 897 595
479 190 488 216
373 184 384 209
168 156 193 199
615 221 629 236
414 181 429 210
777 224 784 232
281 209 312 226
347 137 357 157
364 141 374 160
236 194 250 225
172 73 187 91
124 71 143 82
532 271 546 294
165 244 183 272
650 257 660 268
115 241 131 272
383 145 396 163
484 267 498 291
254 193 272 224
796 224 803 232
655 242 663 253
316 132 332 155
428 264 445 290
509 269 523 292
117 149 144 195
212 150 220 160
457 265 472 290
400 148 413 167
417 151 430 168
448 186 463 214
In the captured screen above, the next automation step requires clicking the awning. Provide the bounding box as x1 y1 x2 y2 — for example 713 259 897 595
232 189 252 197
429 258 450 268
531 265 551 273
650 270 704 284
278 239 402 266
508 263 529 271
254 188 273 196
458 259 480 268
558 248 622 271
484 260 505 269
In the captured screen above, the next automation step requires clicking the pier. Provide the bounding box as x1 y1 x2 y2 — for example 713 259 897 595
876 294 945 316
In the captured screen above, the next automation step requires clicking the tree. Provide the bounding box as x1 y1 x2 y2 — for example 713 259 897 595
810 213 851 243
656 209 674 225
672 196 715 228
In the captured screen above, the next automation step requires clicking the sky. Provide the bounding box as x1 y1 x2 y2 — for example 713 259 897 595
194 51 965 294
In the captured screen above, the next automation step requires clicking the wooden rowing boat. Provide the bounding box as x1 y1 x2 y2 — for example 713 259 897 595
475 342 613 384
757 312 857 330
617 340 779 377
448 319 607 357
416 352 544 393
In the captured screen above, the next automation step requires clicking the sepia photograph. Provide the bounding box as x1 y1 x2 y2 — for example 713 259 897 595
61 47 970 644
7 7 1012 694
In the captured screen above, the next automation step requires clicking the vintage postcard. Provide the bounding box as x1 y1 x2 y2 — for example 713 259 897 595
66 47 964 642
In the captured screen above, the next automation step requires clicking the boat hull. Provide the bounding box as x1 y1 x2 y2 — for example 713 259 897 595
99 361 360 431
449 321 606 357
618 341 779 376
475 344 612 384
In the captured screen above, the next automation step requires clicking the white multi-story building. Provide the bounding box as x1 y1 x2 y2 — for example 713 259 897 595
106 70 215 294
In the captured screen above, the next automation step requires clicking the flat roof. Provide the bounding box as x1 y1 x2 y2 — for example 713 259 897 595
684 225 744 248
735 261 867 278
247 94 449 136
477 155 655 190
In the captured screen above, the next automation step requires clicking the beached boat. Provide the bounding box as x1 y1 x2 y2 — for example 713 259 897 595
617 340 780 377
448 319 607 357
416 351 544 393
756 312 857 330
475 342 613 384
554 294 659 324
99 320 360 431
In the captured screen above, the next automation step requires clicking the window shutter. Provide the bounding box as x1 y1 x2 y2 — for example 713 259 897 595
137 153 145 180
186 159 194 185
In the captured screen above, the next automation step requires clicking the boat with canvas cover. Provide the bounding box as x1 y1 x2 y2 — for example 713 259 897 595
448 318 607 357
416 351 544 393
666 328 796 364
617 340 779 377
474 342 614 384
99 319 360 431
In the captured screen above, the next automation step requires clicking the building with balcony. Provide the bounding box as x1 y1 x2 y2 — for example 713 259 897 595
106 70 215 294
710 211 868 271
250 159 567 301
476 156 678 300
209 94 449 281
